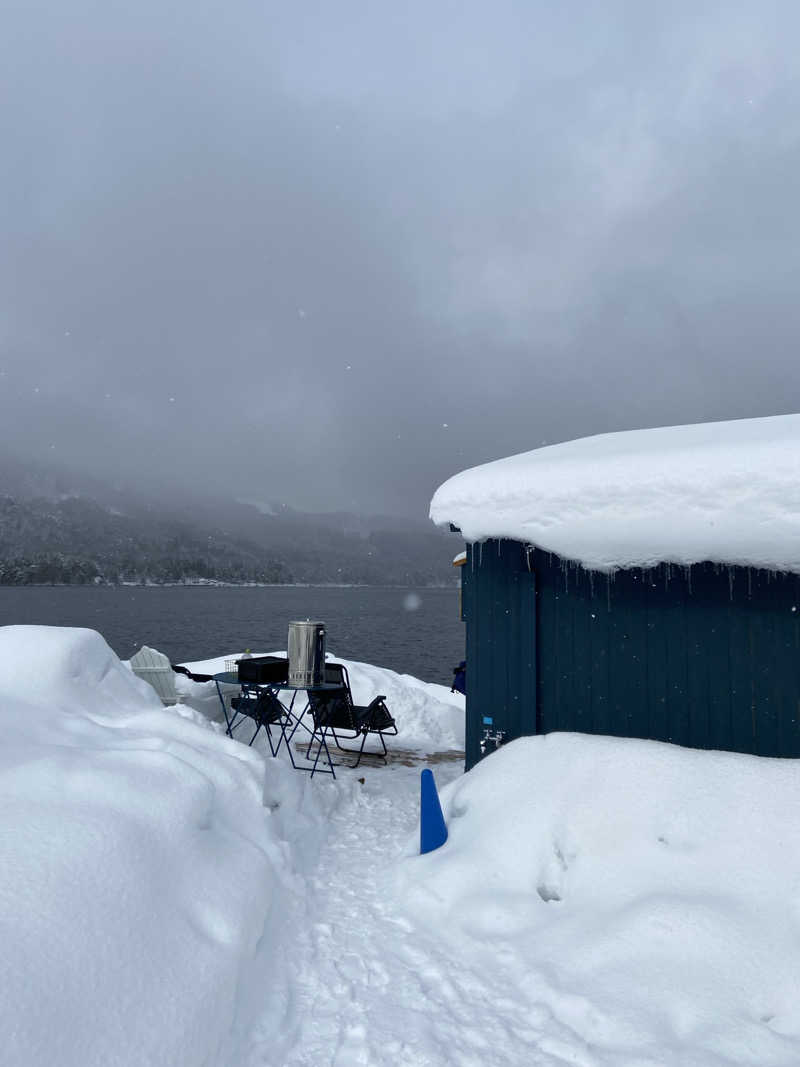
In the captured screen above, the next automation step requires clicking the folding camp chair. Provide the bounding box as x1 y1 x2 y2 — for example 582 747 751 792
230 684 295 763
304 662 397 776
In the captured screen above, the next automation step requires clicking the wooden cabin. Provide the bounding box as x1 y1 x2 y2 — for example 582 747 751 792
431 415 800 769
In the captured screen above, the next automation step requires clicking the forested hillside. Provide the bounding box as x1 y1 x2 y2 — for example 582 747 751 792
0 489 456 587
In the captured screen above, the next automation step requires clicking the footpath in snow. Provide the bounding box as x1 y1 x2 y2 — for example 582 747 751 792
182 651 543 1064
186 654 800 1067
230 760 549 1067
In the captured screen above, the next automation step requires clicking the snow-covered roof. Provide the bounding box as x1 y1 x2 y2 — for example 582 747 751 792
430 414 800 573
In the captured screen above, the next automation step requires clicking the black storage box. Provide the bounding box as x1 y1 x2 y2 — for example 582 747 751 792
237 656 289 685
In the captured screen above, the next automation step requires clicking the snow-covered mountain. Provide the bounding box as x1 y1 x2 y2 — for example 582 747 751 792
0 460 456 586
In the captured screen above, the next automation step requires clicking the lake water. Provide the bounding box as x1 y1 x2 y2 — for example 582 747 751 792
0 586 465 685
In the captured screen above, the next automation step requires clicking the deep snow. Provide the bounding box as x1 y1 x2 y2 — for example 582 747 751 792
401 733 800 1066
0 627 464 1066
0 626 284 1067
4 625 800 1066
430 412 800 572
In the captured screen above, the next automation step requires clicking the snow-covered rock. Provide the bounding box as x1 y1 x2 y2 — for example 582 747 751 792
430 413 800 573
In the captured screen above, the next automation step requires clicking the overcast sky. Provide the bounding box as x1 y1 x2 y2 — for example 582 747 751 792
2 1 800 517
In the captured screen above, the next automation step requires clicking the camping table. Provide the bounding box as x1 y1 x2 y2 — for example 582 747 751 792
213 673 345 777
212 672 247 737
213 671 299 761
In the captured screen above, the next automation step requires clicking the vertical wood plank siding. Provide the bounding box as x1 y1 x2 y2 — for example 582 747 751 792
463 541 536 769
463 540 800 769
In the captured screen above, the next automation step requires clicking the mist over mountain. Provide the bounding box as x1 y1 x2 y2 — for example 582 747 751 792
0 458 457 587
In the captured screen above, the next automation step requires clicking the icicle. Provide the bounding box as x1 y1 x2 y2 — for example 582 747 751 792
685 566 692 596
728 566 735 602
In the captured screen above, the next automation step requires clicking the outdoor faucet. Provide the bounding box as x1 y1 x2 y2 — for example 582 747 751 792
479 725 506 755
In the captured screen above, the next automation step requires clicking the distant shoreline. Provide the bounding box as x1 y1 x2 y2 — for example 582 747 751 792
0 580 459 590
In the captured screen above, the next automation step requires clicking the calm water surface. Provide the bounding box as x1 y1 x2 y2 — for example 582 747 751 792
0 586 464 685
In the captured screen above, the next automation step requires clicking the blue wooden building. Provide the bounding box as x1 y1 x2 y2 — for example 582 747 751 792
432 415 800 769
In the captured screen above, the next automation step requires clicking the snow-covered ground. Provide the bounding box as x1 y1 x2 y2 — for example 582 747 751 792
402 733 800 1066
3 624 800 1066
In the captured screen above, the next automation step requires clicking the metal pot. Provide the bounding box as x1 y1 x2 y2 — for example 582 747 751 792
287 620 326 687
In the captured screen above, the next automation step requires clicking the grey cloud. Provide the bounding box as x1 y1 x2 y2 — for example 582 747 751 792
2 1 800 517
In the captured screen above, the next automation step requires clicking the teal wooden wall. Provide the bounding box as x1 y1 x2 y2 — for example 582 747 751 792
462 540 800 769
463 541 535 769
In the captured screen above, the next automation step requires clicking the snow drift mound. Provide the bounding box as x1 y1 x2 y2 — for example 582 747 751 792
401 733 800 1066
0 626 285 1067
0 623 162 726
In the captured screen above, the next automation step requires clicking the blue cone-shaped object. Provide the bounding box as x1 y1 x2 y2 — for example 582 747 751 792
420 768 448 854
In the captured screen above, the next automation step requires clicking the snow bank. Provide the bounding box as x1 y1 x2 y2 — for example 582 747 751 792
430 413 800 572
0 626 285 1067
179 651 465 753
401 733 800 1065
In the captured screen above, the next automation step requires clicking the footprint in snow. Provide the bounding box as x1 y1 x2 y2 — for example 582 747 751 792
336 952 368 984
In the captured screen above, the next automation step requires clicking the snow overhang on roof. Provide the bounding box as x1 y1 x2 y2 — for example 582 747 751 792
429 414 800 574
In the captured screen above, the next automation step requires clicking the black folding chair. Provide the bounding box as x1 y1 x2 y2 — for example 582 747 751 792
304 663 397 776
230 684 295 764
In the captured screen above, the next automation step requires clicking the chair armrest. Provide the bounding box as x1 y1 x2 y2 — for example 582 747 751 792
363 696 394 731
